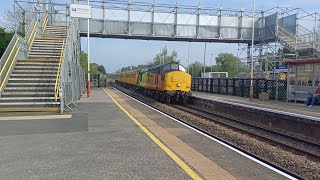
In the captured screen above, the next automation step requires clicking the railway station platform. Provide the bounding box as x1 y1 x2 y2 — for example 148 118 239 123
0 87 293 179
192 91 320 118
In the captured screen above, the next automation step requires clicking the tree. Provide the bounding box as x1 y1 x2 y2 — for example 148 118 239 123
80 51 105 78
153 46 179 65
214 53 246 77
0 28 14 57
97 65 106 74
188 61 203 77
1 5 25 33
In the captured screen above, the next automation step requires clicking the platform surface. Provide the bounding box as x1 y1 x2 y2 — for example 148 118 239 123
0 87 293 179
192 91 320 118
0 88 189 179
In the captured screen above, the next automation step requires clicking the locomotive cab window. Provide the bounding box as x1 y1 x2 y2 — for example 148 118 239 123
160 63 187 73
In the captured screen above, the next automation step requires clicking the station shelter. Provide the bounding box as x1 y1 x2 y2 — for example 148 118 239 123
283 58 320 102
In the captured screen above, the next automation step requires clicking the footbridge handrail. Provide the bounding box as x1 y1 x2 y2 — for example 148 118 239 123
0 34 27 95
54 40 65 101
0 11 48 96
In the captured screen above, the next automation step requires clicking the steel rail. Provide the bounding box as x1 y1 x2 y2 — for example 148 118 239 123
112 83 302 180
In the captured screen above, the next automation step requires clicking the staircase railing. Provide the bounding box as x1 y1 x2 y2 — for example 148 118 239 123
297 25 314 45
54 40 65 101
277 25 296 51
42 13 49 35
0 11 48 96
0 34 27 95
57 18 86 112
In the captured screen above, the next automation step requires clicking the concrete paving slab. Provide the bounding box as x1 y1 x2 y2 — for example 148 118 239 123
0 87 190 180
114 88 289 180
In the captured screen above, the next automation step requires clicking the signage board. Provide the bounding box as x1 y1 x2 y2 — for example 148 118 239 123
273 65 288 72
273 65 288 70
70 4 91 18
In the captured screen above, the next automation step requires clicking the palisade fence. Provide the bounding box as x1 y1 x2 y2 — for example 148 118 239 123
91 74 107 88
191 78 287 101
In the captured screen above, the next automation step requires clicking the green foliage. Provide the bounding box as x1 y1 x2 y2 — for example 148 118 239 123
214 53 246 76
188 61 203 77
0 28 14 57
153 46 179 65
97 65 106 74
187 53 246 77
80 51 106 78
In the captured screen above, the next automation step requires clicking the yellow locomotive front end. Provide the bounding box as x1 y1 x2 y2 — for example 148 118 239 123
164 71 191 93
158 62 192 103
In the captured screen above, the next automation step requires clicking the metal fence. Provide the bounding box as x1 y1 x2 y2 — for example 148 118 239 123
192 78 287 101
91 74 107 88
60 17 86 112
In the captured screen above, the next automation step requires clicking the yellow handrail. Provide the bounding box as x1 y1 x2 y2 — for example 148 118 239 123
42 13 49 34
0 38 20 78
54 40 65 101
28 29 38 51
27 21 37 44
0 47 22 91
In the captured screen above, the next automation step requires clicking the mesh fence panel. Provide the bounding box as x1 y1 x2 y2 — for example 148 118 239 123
192 78 287 101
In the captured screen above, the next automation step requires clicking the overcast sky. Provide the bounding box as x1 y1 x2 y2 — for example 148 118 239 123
1 0 319 72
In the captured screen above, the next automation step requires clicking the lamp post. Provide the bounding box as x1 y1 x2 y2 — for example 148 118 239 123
210 54 214 72
87 0 91 97
250 0 255 101
187 44 190 74
203 42 207 77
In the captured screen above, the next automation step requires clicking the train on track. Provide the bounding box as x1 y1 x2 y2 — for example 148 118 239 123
115 62 192 104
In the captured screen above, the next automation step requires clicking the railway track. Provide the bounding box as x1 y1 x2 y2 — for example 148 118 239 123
112 82 320 179
171 104 320 160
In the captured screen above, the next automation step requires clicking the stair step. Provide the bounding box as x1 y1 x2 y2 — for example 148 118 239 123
44 30 66 32
43 36 67 38
2 91 54 97
10 74 57 77
35 37 65 40
4 87 55 92
30 47 63 50
29 50 62 54
5 87 55 90
28 55 61 58
0 97 58 103
16 62 59 65
14 66 59 70
45 26 67 29
0 97 56 100
0 107 60 112
13 70 58 74
32 42 64 45
8 78 56 81
6 83 56 86
0 102 60 105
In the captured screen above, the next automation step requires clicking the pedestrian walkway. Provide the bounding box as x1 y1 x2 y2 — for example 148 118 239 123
0 87 189 179
192 91 320 118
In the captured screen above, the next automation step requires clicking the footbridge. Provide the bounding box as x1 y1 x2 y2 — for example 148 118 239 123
0 0 319 112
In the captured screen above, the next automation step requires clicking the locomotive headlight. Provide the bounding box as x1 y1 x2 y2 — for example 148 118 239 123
177 83 181 87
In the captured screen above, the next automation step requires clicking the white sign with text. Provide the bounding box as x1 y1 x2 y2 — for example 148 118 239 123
70 4 91 19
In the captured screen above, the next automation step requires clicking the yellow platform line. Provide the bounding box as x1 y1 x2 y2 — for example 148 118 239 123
103 88 202 180
0 114 72 121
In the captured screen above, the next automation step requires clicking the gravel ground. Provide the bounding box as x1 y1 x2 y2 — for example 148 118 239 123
113 84 320 180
